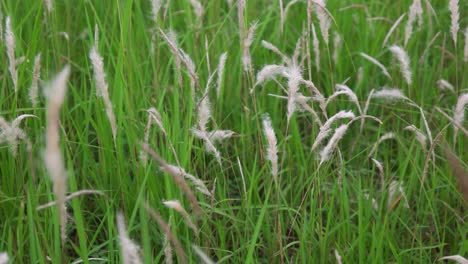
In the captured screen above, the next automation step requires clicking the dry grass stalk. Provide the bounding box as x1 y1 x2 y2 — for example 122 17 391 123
382 13 406 48
389 45 412 85
5 16 21 93
359 52 392 80
404 0 423 46
163 200 198 232
0 114 35 156
439 255 468 264
89 31 117 143
453 93 468 138
140 143 203 215
445 147 468 203
262 115 278 182
166 31 183 88
116 213 143 264
449 0 459 46
216 52 227 98
29 53 42 107
145 205 188 264
279 0 284 33
44 65 71 244
319 124 350 165
37 190 104 210
192 245 215 264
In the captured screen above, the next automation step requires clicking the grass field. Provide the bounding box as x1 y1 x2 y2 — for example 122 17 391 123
0 0 467 263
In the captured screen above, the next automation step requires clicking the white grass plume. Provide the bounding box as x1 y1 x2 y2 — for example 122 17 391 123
166 30 183 87
262 115 278 182
315 0 331 45
90 36 117 143
311 23 320 72
382 14 406 48
404 0 423 46
312 110 355 151
163 200 197 232
238 0 245 44
332 32 342 64
242 22 258 73
334 249 343 264
319 124 350 165
5 16 20 92
0 114 35 156
116 213 143 264
0 252 8 264
371 158 385 192
151 0 162 23
44 65 71 244
437 79 455 92
192 245 215 264
404 125 427 151
286 65 302 124
359 52 391 80
261 40 291 65
387 181 409 209
389 45 412 85
140 107 166 165
255 64 288 87
30 53 42 107
327 84 362 116
43 0 53 13
368 132 396 159
439 255 468 264
189 0 204 24
372 88 409 102
166 164 211 197
216 52 227 98
449 0 459 46
163 221 173 264
159 29 198 97
454 93 468 138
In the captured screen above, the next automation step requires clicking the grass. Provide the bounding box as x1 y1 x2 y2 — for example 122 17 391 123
0 0 467 263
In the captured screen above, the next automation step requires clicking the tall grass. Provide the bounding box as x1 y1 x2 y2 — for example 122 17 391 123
0 0 466 263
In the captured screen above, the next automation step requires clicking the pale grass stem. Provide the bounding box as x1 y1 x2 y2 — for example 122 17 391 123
359 52 392 80
192 245 215 264
44 65 71 245
382 14 406 48
162 200 198 232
